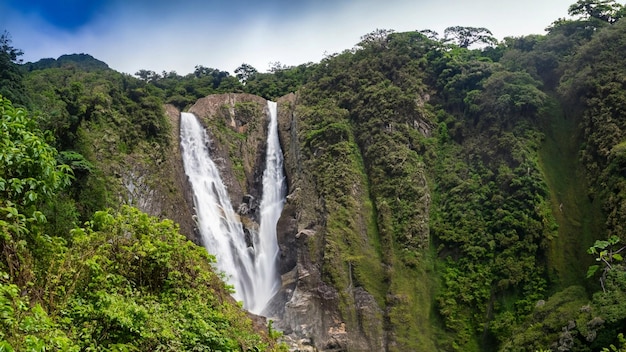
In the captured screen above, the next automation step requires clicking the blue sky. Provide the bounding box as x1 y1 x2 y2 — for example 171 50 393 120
1 0 575 75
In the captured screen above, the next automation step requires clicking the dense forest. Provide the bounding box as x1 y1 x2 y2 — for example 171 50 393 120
1 0 626 351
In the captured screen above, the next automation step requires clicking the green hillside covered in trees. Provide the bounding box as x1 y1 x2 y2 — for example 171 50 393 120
1 0 626 350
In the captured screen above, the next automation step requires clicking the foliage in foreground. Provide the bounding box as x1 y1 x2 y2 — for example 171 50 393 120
1 207 279 351
0 97 280 351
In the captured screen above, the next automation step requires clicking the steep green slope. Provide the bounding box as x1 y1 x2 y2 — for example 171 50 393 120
430 60 556 351
538 96 602 289
291 31 437 351
282 18 625 350
274 28 584 351
498 12 626 351
559 18 626 244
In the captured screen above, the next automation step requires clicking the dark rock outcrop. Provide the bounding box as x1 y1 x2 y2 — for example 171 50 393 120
120 103 197 243
272 94 386 351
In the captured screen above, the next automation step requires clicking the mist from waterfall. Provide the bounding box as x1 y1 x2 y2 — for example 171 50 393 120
179 101 284 315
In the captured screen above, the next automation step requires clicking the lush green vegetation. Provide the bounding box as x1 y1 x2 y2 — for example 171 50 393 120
1 204 279 351
2 0 626 350
275 1 626 349
290 30 442 351
0 90 281 350
0 31 28 107
288 27 558 350
295 100 388 341
132 61 314 111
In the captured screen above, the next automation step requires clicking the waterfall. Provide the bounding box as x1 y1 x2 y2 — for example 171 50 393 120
254 101 286 313
179 101 284 315
180 112 255 306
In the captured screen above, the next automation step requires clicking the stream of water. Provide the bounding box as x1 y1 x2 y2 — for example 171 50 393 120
179 101 284 314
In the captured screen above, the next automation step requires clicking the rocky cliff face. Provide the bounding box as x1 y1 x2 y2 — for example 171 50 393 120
115 104 198 243
272 94 388 352
153 93 419 351
118 93 270 246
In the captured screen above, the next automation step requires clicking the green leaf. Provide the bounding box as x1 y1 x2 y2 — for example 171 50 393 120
613 253 623 262
587 265 600 278
600 250 609 259
32 211 46 223
0 341 15 352
595 240 610 249
5 207 18 218
609 235 621 245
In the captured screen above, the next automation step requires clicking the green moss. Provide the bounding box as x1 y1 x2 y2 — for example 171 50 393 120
386 256 438 351
501 286 589 351
297 102 389 333
537 96 604 289
234 101 261 127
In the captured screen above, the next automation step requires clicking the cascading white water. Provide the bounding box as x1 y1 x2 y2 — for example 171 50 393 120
253 101 286 314
180 112 256 306
179 101 284 315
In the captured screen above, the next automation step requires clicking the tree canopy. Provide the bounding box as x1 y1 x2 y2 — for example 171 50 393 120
0 31 28 106
568 0 624 23
443 26 498 48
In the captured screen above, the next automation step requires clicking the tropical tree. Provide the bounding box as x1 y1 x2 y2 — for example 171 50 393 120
0 95 73 287
0 31 28 106
568 0 624 23
0 96 72 215
357 28 395 49
588 236 626 292
0 31 22 63
443 26 498 48
235 63 258 84
134 69 161 82
419 29 440 40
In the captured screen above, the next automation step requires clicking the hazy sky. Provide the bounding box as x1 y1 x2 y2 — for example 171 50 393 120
1 0 575 75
